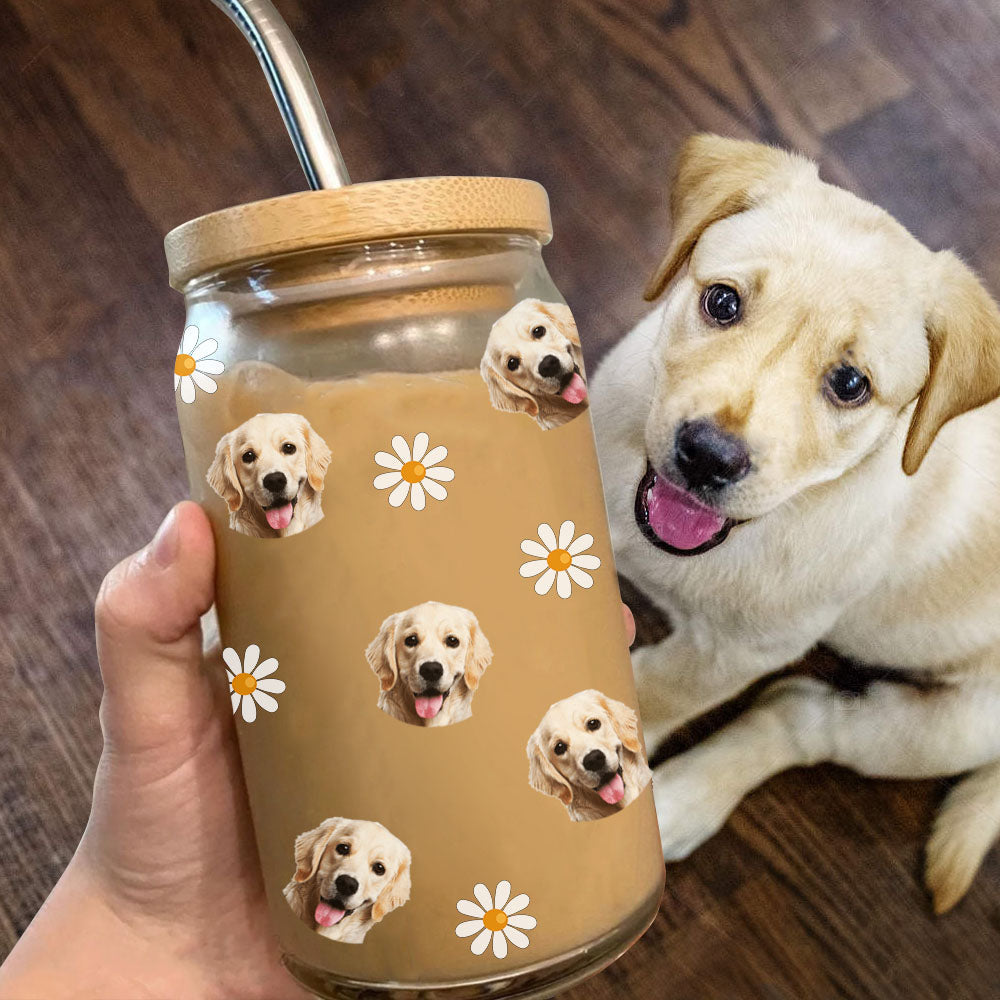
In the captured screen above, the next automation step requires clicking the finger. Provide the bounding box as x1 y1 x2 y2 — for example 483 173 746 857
95 502 217 754
622 604 636 647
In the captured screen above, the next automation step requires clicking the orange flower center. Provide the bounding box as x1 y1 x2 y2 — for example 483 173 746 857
401 460 426 484
232 672 257 696
546 548 572 571
483 908 507 932
174 353 197 376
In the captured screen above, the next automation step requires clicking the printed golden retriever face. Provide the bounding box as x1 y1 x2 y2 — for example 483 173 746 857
480 299 589 430
526 689 652 823
283 817 411 944
207 413 331 539
365 601 493 728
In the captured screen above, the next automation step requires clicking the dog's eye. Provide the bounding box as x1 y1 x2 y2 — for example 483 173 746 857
586 718 601 731
530 325 546 339
701 284 741 325
372 861 386 876
507 356 521 371
553 741 567 756
404 633 419 647
825 364 872 407
241 450 256 464
281 442 296 455
335 843 350 856
444 635 460 648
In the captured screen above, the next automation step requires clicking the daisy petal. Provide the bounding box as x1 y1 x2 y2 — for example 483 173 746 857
556 571 572 599
241 695 257 723
230 691 240 714
191 337 218 361
455 919 485 938
424 465 454 482
470 927 492 955
422 478 447 501
421 445 448 467
492 930 507 959
243 645 260 671
504 926 530 949
567 532 595 556
558 519 576 549
181 325 199 354
222 647 243 674
504 894 530 915
494 880 511 910
173 373 180 389
180 377 195 404
388 480 410 507
537 523 558 550
195 358 225 375
534 568 556 595
519 559 548 578
190 370 218 393
473 883 494 911
506 913 536 929
456 899 485 918
411 432 429 462
570 554 601 570
374 451 403 470
567 566 594 589
391 435 411 462
374 471 403 490
520 539 549 558
251 690 279 713
409 482 425 511
252 657 279 679
255 678 285 694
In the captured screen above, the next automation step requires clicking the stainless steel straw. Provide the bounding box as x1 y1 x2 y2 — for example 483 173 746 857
210 0 351 189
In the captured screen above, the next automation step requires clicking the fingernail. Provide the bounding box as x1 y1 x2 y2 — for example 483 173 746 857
150 506 180 568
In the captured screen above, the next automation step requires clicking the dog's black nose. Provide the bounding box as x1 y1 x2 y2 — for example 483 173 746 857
537 354 562 379
262 471 287 493
582 749 606 773
335 874 359 897
419 661 444 682
674 419 751 490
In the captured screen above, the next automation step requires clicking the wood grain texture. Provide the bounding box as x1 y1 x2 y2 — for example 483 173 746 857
1 0 998 996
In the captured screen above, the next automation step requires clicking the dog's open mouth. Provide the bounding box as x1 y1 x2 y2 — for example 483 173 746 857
413 684 452 720
558 366 588 405
315 896 354 928
596 767 625 806
635 464 738 555
264 495 298 532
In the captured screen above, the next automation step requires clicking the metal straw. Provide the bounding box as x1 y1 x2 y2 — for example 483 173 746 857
210 0 351 189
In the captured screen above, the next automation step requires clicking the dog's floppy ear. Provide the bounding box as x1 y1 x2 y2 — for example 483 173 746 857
902 250 1000 475
526 731 573 806
371 849 411 922
299 416 332 491
365 613 399 692
598 692 643 754
537 301 581 348
292 817 342 884
645 133 817 302
480 357 540 417
206 432 243 512
462 611 493 691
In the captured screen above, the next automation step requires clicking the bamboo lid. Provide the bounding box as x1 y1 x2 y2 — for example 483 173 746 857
164 176 552 290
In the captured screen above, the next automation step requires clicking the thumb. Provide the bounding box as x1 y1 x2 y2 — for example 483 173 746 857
95 501 217 756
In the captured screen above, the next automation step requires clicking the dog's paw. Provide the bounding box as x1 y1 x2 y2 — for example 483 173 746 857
652 759 740 861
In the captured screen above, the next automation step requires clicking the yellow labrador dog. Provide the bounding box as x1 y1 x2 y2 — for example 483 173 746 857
526 689 652 822
283 816 411 943
480 298 589 429
207 412 332 538
365 601 493 727
591 134 1000 912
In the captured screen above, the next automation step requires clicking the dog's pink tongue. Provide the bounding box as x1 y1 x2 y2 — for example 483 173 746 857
265 502 294 531
414 694 444 719
646 474 725 550
560 372 588 405
598 773 625 805
314 902 345 927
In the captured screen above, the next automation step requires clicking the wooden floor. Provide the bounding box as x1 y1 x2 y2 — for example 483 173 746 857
2 0 999 996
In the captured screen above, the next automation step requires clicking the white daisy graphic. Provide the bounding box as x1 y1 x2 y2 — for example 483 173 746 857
455 880 536 959
223 644 286 723
519 520 602 598
174 324 225 403
373 432 454 510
